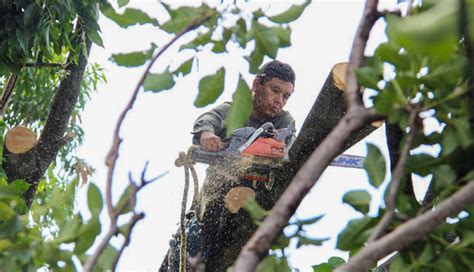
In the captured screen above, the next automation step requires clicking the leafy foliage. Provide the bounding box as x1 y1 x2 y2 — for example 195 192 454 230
0 0 102 74
106 1 311 130
322 0 474 270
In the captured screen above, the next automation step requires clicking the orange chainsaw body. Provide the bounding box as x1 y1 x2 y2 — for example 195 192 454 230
241 137 285 159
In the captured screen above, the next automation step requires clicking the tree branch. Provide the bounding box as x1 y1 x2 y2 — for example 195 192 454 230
336 181 474 272
345 0 381 109
368 106 419 242
24 62 65 68
84 164 162 271
0 74 19 117
111 212 146 270
460 0 474 97
233 1 381 270
104 11 215 222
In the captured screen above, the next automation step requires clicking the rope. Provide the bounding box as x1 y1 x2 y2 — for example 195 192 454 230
175 147 199 272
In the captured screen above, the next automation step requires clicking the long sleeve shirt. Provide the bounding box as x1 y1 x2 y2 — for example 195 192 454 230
192 102 295 146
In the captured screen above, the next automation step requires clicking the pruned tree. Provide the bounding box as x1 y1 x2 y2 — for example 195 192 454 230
2 0 474 271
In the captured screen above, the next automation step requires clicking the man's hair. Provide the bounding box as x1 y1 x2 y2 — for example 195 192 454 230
256 60 295 86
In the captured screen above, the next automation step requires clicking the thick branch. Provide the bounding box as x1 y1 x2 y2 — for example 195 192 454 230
336 181 474 272
234 1 381 270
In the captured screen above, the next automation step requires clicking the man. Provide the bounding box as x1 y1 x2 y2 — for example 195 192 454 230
193 60 296 152
167 60 296 272
195 60 296 268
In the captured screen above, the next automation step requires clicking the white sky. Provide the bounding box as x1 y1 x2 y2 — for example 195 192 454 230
75 0 427 270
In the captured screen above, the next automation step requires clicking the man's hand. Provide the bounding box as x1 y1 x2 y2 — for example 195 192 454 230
200 131 225 151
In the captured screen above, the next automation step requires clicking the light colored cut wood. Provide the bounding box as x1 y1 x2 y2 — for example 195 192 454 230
332 62 348 91
5 126 37 154
371 120 384 128
224 187 256 214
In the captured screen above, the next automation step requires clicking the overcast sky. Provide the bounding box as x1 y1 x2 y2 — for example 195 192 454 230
75 0 423 270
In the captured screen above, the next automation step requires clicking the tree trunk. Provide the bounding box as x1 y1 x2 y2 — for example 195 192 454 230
160 62 381 271
3 38 92 207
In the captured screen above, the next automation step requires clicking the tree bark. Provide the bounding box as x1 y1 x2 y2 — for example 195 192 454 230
160 63 381 271
3 37 92 207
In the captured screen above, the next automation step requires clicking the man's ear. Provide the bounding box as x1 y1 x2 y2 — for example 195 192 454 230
252 78 260 93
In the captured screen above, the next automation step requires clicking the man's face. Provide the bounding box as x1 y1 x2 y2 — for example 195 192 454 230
253 77 294 119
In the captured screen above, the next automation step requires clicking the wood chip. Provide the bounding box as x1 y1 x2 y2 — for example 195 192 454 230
224 187 256 214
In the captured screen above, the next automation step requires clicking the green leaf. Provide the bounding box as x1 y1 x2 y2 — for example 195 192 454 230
297 214 324 226
337 216 377 251
328 257 346 268
143 70 175 93
313 263 332 272
55 215 82 244
242 198 269 225
296 235 329 248
364 143 386 188
0 202 14 221
74 218 101 255
8 180 31 195
451 117 473 148
212 41 226 53
110 44 156 67
87 30 104 47
432 165 456 193
161 5 214 34
0 239 13 251
194 67 225 107
385 1 459 63
271 27 291 48
87 183 103 216
256 255 290 272
97 244 119 270
354 66 382 90
234 18 248 48
253 8 265 19
225 75 252 136
174 57 194 77
253 23 279 59
115 185 135 215
405 153 440 177
342 190 371 214
179 31 212 51
117 0 129 8
246 47 264 74
102 7 159 28
268 0 312 24
374 42 410 70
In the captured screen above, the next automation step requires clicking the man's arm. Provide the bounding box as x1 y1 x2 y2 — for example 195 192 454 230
192 103 231 151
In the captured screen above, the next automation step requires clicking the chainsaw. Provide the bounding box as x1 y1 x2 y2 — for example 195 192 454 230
190 121 295 190
190 121 367 190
